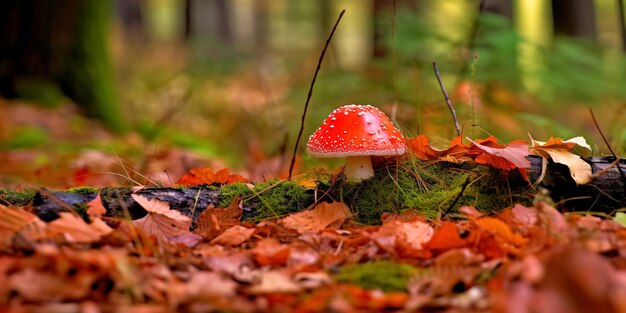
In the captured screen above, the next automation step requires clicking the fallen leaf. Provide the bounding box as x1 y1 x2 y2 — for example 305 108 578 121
176 167 249 186
473 216 527 247
9 269 95 302
47 213 112 243
210 225 255 246
194 198 242 240
371 218 433 258
424 222 470 251
131 194 192 242
530 135 592 184
86 192 106 220
467 136 530 180
406 135 468 161
246 270 302 294
167 233 203 248
169 271 237 301
280 202 351 233
252 238 290 266
0 204 47 246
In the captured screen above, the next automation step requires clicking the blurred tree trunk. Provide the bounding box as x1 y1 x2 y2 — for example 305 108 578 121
0 0 126 132
482 0 512 19
552 0 596 40
618 0 626 52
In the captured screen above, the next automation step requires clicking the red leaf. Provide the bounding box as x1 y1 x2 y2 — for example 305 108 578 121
424 222 470 251
467 137 530 180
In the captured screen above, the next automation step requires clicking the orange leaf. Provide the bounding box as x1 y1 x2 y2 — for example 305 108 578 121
280 202 351 233
473 216 528 247
0 204 47 246
253 238 290 266
371 216 433 258
406 135 444 160
86 192 106 220
210 225 255 246
131 194 192 242
177 167 249 186
48 213 112 243
194 197 242 240
424 222 470 251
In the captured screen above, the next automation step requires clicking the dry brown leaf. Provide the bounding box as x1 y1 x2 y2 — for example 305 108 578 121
210 225 255 246
0 204 47 246
168 271 237 302
194 198 242 240
86 192 106 220
47 213 112 243
530 136 592 185
371 219 433 257
9 269 95 302
131 194 192 242
252 238 290 266
280 202 351 233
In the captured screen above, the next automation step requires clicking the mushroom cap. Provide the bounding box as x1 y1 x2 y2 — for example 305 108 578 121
306 104 406 158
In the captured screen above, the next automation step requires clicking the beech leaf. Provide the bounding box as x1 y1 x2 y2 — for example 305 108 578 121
280 202 351 233
47 213 112 243
131 194 192 242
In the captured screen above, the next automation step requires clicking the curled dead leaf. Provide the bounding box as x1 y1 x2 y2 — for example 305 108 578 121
280 202 351 233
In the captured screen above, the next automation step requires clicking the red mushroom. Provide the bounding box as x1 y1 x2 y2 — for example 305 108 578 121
306 104 406 181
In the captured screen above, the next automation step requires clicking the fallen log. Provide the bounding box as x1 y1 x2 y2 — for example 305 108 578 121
19 155 626 223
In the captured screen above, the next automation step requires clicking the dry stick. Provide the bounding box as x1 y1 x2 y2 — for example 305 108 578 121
589 108 626 190
433 62 461 136
288 9 345 180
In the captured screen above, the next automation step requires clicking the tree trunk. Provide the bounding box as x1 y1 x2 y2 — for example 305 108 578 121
552 0 597 40
0 0 126 132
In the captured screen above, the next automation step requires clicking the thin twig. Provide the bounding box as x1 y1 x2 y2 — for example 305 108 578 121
589 108 626 190
433 62 461 136
288 9 345 180
443 177 471 217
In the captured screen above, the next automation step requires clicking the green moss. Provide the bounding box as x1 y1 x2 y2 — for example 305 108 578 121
65 186 101 195
333 158 532 225
0 189 36 206
219 181 314 222
250 180 314 221
218 183 255 208
335 261 417 292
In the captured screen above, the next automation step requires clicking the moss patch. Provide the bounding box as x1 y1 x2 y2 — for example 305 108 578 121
330 158 532 224
219 180 315 222
335 261 417 292
0 188 37 206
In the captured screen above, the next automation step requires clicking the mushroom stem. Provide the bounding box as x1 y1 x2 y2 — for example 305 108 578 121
344 156 374 181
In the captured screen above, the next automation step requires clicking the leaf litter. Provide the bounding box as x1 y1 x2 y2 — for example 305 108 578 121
0 134 624 312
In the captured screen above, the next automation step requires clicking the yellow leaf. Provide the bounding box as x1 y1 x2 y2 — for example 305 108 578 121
530 135 593 185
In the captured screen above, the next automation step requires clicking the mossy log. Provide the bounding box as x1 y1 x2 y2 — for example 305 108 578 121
8 155 626 224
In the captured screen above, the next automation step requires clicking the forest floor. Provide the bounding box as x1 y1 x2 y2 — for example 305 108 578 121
2 97 626 312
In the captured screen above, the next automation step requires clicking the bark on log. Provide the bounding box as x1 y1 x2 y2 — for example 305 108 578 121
31 156 626 222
